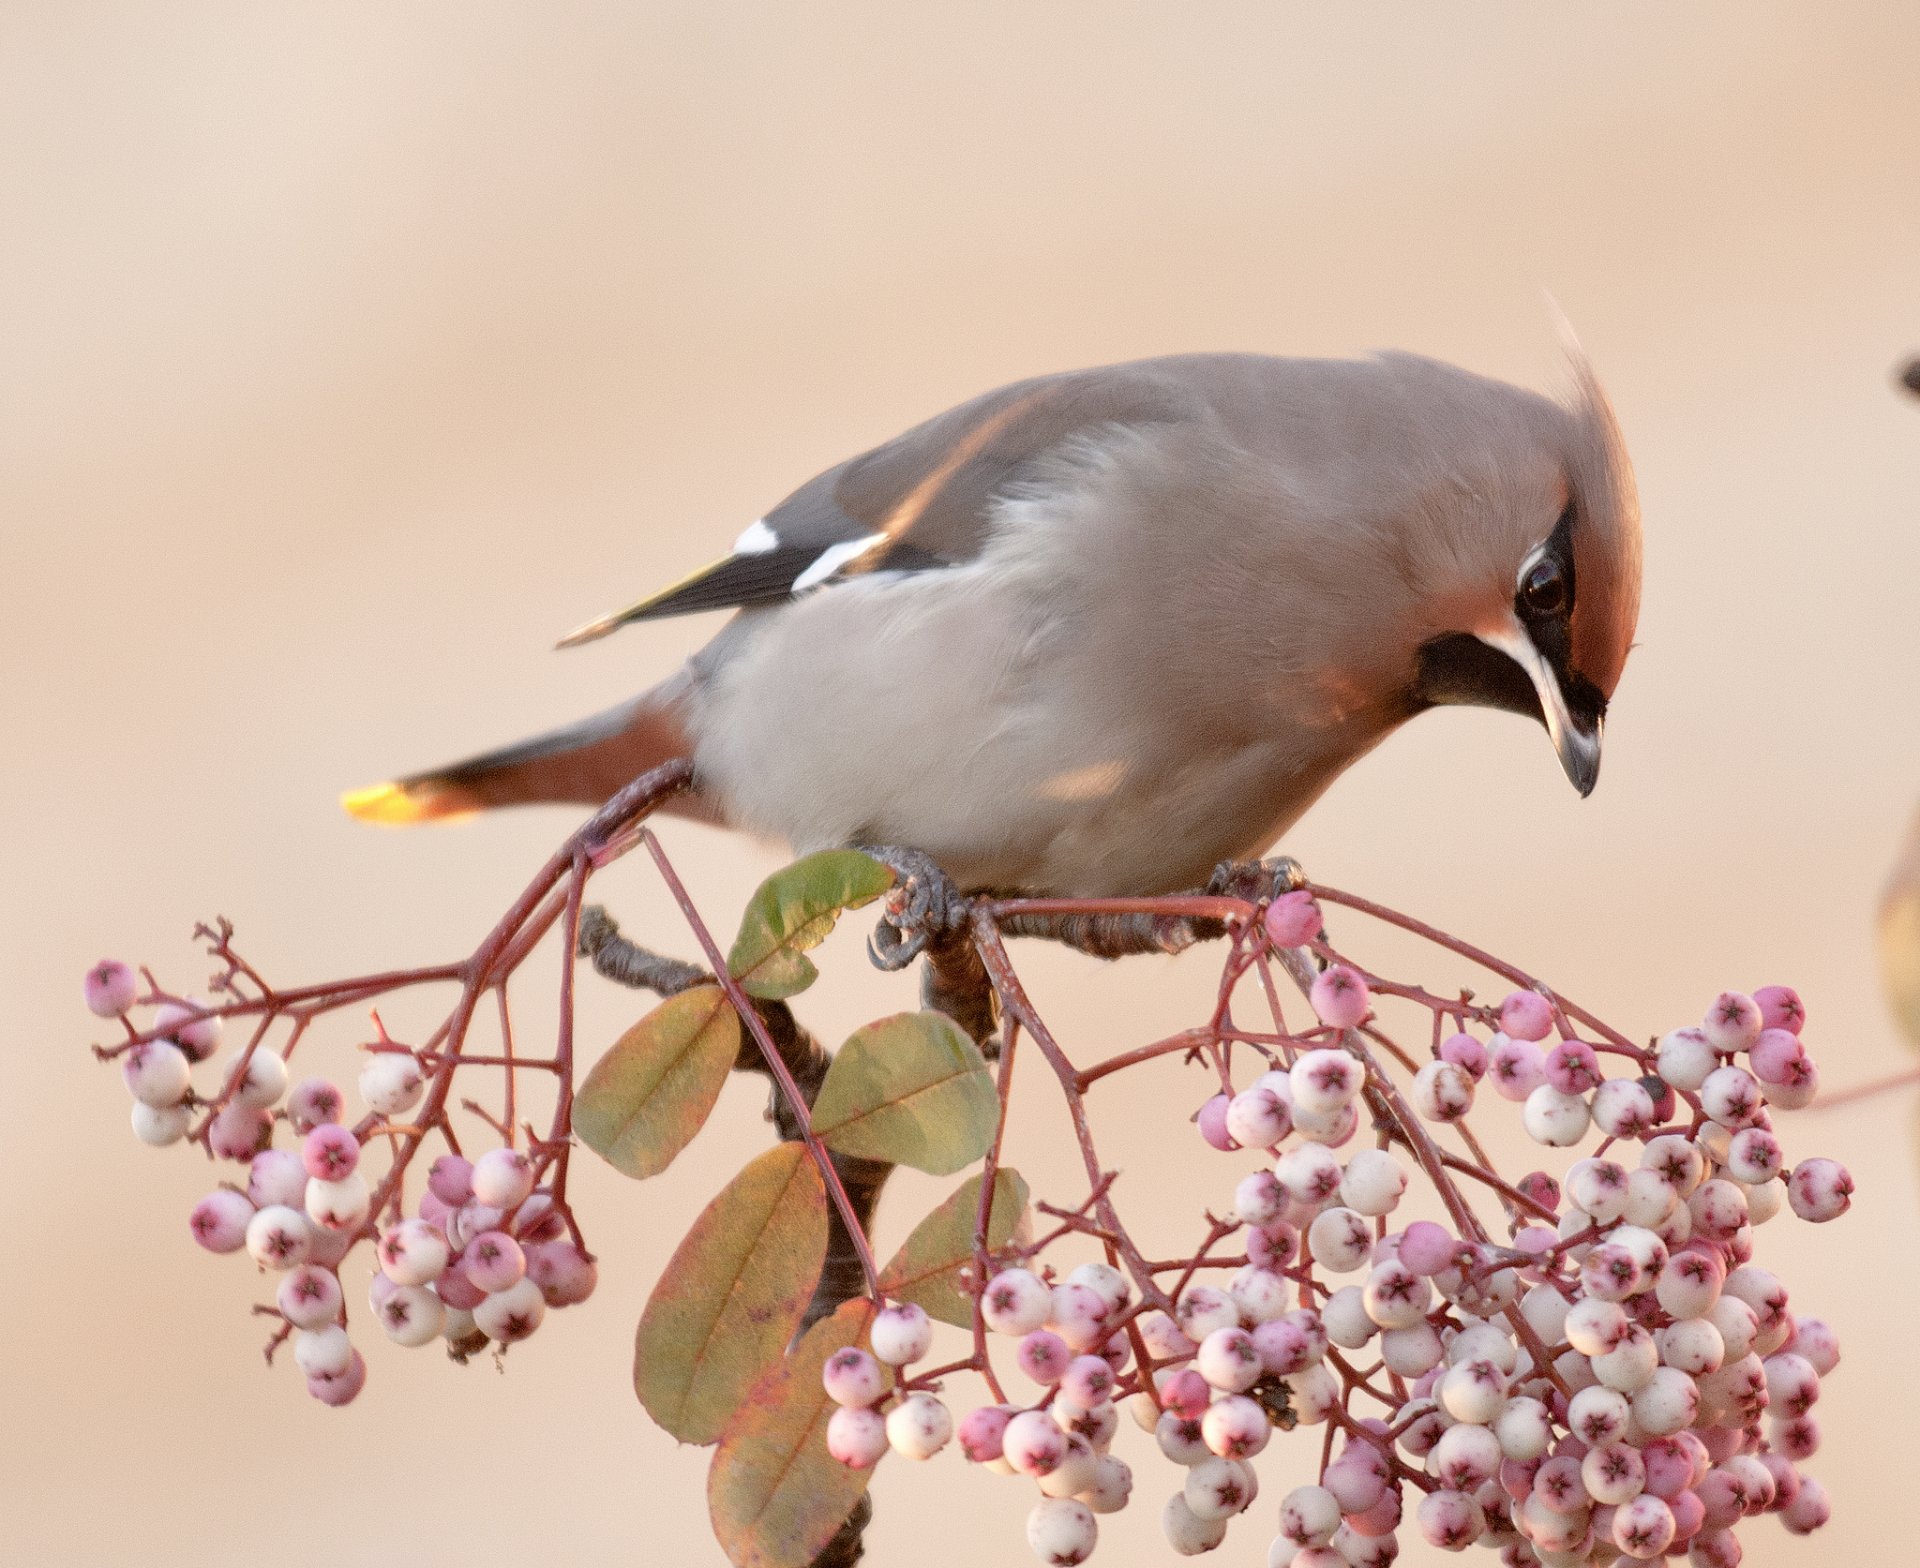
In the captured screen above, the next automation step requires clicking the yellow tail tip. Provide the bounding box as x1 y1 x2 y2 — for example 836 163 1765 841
341 781 453 825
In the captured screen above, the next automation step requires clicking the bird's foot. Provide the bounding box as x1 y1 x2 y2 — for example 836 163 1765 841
1205 855 1307 904
860 846 970 971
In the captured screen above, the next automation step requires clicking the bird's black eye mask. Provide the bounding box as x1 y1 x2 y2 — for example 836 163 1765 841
1413 503 1607 733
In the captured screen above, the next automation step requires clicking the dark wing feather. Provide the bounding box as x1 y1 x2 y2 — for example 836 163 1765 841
556 362 1203 645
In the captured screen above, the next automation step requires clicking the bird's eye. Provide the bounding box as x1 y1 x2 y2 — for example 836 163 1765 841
1519 558 1568 617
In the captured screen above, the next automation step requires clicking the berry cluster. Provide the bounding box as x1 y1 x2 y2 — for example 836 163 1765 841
826 891 1850 1567
87 953 597 1405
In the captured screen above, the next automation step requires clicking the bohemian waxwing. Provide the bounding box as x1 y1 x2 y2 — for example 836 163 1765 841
344 350 1641 895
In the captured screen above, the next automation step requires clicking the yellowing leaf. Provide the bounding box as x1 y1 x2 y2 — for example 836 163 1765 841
810 1011 998 1175
878 1168 1029 1328
727 851 895 1000
635 1142 828 1444
1880 804 1920 1052
709 1298 878 1568
574 984 740 1179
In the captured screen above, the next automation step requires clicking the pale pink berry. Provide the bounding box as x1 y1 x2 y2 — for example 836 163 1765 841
379 1217 451 1285
1003 1409 1069 1477
885 1391 951 1460
1234 1170 1286 1227
426 1153 474 1205
1264 890 1323 947
1057 1354 1114 1409
1017 1329 1072 1384
448 1201 506 1251
153 997 222 1062
1773 1413 1820 1461
1291 1047 1363 1113
1499 990 1554 1042
231 1048 288 1110
1611 1492 1675 1557
285 1078 344 1133
1439 1031 1488 1079
1161 1494 1228 1554
1246 1221 1298 1271
870 1301 933 1366
1310 965 1370 1029
244 1204 314 1270
957 1403 1012 1462
357 1051 424 1117
1725 1128 1783 1185
474 1276 545 1342
1194 1327 1261 1393
1543 1038 1602 1095
1789 1317 1839 1375
1278 1484 1342 1548
304 1172 370 1234
1026 1497 1096 1565
1200 1394 1269 1459
122 1039 191 1108
247 1149 308 1209
826 1403 887 1467
300 1125 360 1182
462 1231 526 1293
1195 1092 1237 1151
277 1265 344 1329
982 1267 1052 1336
1521 1084 1590 1146
207 1102 272 1162
1700 1065 1763 1128
1787 1159 1852 1222
306 1348 366 1407
1487 1036 1545 1101
292 1323 353 1379
1277 1141 1344 1204
470 1147 536 1209
1432 1420 1502 1492
1753 985 1805 1034
84 960 138 1018
1703 992 1764 1053
524 1241 597 1306
1079 1453 1132 1515
1590 1077 1657 1140
1183 1456 1255 1520
130 1101 190 1146
1411 1060 1474 1122
1655 1027 1717 1091
1047 1282 1109 1351
1225 1086 1290 1150
189 1189 255 1253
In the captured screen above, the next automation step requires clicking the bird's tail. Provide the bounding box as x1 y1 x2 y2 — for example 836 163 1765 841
341 679 715 826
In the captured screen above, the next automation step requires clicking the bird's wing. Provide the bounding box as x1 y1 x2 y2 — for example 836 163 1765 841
555 364 1201 646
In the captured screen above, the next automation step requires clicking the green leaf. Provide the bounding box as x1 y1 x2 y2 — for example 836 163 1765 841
634 1142 829 1444
709 1298 878 1568
728 850 895 1000
1880 804 1920 1051
810 1011 998 1175
878 1168 1029 1328
574 984 740 1179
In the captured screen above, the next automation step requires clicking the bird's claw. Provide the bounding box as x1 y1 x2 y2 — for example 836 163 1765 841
861 846 969 973
1206 855 1307 904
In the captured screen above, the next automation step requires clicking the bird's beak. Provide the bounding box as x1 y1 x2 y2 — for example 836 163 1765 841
1477 622 1603 796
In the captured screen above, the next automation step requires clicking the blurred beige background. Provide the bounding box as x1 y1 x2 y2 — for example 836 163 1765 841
5 3 1919 1564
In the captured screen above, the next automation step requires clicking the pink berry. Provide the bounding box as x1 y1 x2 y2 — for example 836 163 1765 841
1439 1032 1488 1079
1416 1488 1486 1549
822 1346 888 1408
1397 1220 1459 1277
435 1264 486 1310
1612 1492 1676 1557
1702 992 1763 1054
826 1404 888 1468
1310 965 1370 1029
1753 985 1805 1035
1058 1354 1114 1409
958 1403 1012 1463
512 1190 567 1243
524 1241 597 1307
84 960 138 1018
1159 1366 1212 1417
247 1149 308 1209
1200 1394 1270 1458
470 1148 536 1209
1017 1329 1072 1384
870 1301 933 1366
153 997 222 1062
301 1124 360 1181
207 1103 272 1162
306 1348 367 1407
1487 1036 1545 1101
244 1204 314 1270
1195 1092 1237 1151
427 1153 475 1205
1543 1038 1602 1095
189 1189 255 1253
1224 1086 1290 1150
277 1265 344 1329
285 1078 344 1133
462 1230 527 1293
1499 990 1555 1043
1003 1409 1069 1477
1787 1159 1853 1222
1264 890 1323 948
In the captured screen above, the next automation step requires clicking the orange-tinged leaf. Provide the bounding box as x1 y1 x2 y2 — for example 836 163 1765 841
878 1168 1029 1328
728 851 895 1000
574 984 740 1179
710 1299 878 1568
635 1143 828 1444
810 1011 998 1175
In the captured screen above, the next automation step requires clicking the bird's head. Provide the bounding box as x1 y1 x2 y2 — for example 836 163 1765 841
1397 352 1642 796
